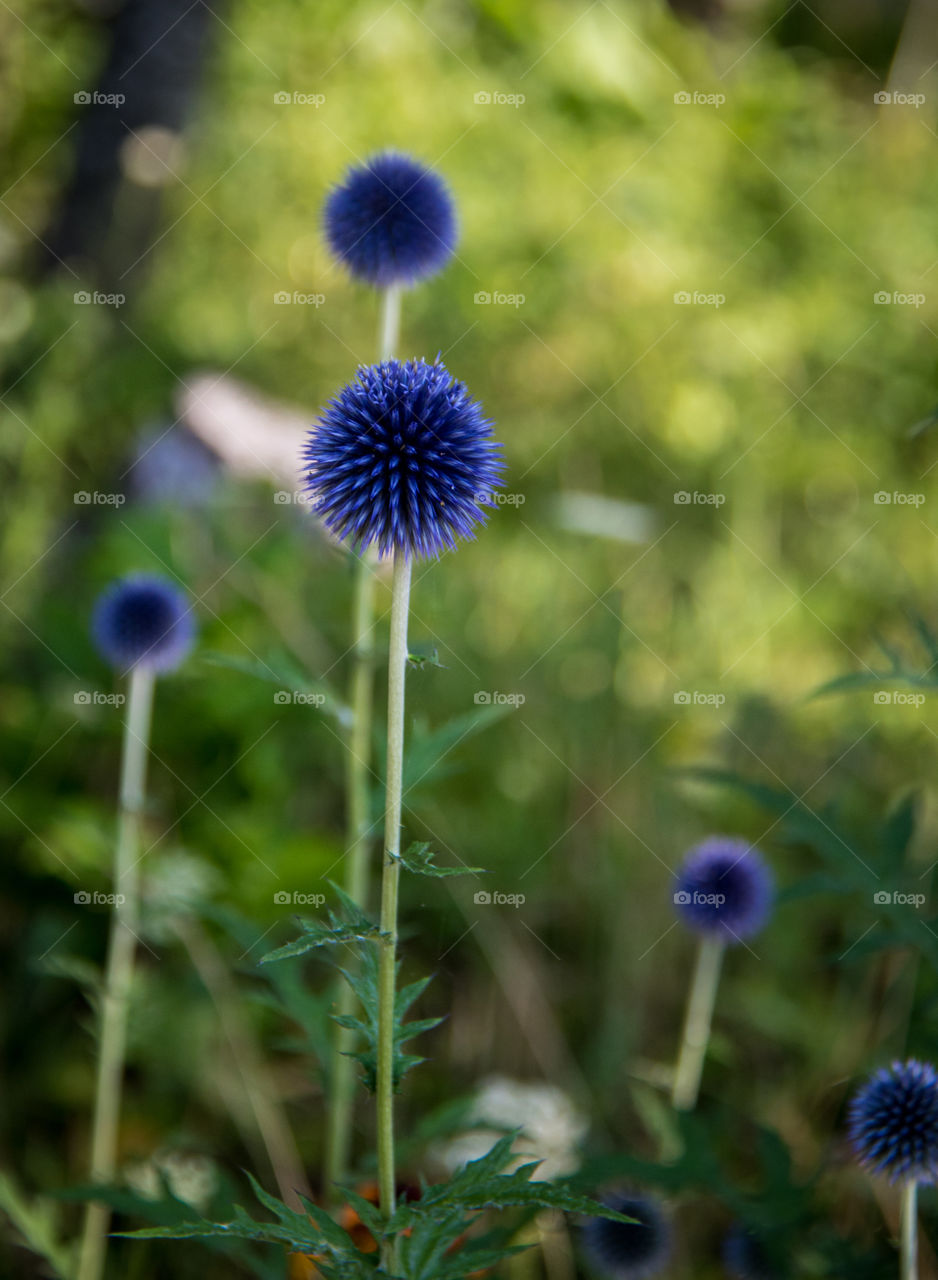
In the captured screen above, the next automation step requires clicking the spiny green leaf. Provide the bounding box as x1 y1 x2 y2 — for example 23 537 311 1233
394 842 486 878
337 948 440 1093
388 1136 636 1234
260 886 384 965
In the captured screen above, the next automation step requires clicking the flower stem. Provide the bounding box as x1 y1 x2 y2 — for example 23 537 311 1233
377 549 412 1243
901 1179 918 1280
324 285 401 1199
379 284 402 362
77 663 155 1280
671 934 724 1111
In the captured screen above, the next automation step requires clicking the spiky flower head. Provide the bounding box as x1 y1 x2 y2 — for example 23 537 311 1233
848 1059 938 1183
303 358 503 559
582 1192 671 1279
92 574 195 674
323 151 457 288
672 836 773 943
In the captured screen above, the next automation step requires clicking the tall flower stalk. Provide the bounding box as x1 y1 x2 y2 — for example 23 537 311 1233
376 548 411 1225
320 152 455 1195
848 1059 938 1280
78 575 194 1280
670 837 772 1111
325 287 399 1198
303 355 502 1248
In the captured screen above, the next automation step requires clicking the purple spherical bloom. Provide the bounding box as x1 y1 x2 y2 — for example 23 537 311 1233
324 151 457 288
303 358 503 559
848 1059 938 1183
93 574 195 674
582 1193 671 1279
672 837 773 942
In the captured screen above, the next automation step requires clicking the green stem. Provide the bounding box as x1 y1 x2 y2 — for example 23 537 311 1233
77 663 155 1280
377 550 412 1244
671 934 724 1111
324 285 402 1199
901 1180 918 1280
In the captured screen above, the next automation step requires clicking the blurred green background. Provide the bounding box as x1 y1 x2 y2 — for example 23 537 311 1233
4 0 938 1275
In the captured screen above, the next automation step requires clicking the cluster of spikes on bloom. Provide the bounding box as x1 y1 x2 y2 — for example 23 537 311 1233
303 357 504 559
848 1058 938 1184
672 836 774 942
324 151 457 288
92 574 195 674
581 1192 671 1279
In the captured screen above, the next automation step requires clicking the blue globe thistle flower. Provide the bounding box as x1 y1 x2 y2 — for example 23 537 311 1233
323 151 457 288
303 358 503 559
848 1059 938 1183
93 574 195 674
582 1193 671 1280
672 836 773 942
723 1225 780 1279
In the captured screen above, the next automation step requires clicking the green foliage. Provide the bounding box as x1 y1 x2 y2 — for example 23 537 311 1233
124 1137 635 1280
0 1171 73 1279
260 887 384 965
812 614 938 697
333 947 442 1093
394 841 486 878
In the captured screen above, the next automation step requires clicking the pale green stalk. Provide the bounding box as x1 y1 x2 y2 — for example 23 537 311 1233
324 283 402 1198
376 549 412 1252
77 663 155 1280
671 934 724 1111
901 1180 918 1280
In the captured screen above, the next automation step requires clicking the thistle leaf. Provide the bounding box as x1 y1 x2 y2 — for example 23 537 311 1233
394 842 486 878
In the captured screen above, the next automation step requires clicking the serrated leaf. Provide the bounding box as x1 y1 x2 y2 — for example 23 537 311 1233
388 1136 636 1234
336 948 440 1093
394 842 486 878
260 887 384 965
